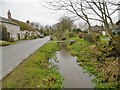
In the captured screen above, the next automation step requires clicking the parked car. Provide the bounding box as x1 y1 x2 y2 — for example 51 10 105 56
40 34 44 38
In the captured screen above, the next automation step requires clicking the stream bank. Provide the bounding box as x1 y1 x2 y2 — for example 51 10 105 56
2 41 63 88
53 48 94 88
66 38 119 88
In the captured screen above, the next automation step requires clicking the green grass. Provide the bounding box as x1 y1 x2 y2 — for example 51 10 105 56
0 41 16 46
100 35 110 43
2 41 63 88
67 38 93 56
66 37 119 89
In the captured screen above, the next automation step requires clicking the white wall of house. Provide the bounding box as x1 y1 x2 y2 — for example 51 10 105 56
29 31 33 36
3 23 20 40
31 30 41 37
20 30 33 39
102 31 106 36
2 22 41 40
20 30 27 39
35 31 41 36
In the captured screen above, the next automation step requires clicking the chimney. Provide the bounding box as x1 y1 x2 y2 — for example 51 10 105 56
8 10 11 19
26 20 30 24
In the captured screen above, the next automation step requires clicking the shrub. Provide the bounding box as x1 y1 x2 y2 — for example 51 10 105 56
9 38 14 42
0 24 10 41
83 34 94 42
83 33 100 43
69 32 76 38
43 29 49 36
60 32 76 40
0 41 11 46
78 32 84 38
93 34 100 42
61 32 68 40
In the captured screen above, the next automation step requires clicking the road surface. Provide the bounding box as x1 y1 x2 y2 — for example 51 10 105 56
1 36 50 80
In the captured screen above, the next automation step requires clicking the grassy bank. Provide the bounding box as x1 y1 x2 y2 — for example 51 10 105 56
67 37 119 88
0 41 16 46
2 41 63 88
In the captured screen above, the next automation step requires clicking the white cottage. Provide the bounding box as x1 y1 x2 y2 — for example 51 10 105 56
1 10 41 41
0 16 21 40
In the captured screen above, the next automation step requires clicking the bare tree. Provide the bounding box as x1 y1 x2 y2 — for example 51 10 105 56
86 0 120 54
39 0 120 54
53 16 74 40
59 16 73 32
39 0 105 49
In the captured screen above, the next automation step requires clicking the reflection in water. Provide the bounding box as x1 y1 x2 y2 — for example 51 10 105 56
54 49 94 88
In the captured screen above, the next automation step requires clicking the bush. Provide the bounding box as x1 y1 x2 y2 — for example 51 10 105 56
73 28 82 34
69 32 76 38
0 24 10 41
93 34 100 42
83 34 94 42
60 32 76 40
9 38 14 42
0 41 11 46
67 38 119 88
83 33 100 43
61 32 68 40
43 29 49 36
78 32 84 38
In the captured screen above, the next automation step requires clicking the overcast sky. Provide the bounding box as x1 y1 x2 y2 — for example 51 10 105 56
0 0 119 27
0 0 69 26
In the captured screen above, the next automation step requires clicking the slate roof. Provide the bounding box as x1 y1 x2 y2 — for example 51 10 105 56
91 25 102 31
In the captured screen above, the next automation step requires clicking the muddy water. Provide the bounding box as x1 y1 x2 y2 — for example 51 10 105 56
54 49 94 88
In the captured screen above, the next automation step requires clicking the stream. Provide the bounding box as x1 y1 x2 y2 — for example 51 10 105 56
53 49 94 88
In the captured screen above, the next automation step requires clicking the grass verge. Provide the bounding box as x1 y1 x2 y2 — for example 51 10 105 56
0 41 16 46
2 41 63 88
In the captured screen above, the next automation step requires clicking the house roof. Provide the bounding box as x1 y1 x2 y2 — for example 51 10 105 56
11 19 35 31
91 25 102 31
0 16 35 31
116 20 120 25
0 16 18 26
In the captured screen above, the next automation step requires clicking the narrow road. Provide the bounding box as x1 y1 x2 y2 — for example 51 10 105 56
1 36 50 79
55 49 94 88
